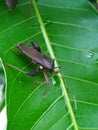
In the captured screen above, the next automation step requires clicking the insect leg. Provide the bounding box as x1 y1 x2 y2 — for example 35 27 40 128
42 70 50 85
26 70 38 76
4 63 40 76
24 66 40 76
29 41 41 52
41 70 50 97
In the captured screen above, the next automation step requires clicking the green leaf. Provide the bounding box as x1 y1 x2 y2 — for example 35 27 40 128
0 0 98 130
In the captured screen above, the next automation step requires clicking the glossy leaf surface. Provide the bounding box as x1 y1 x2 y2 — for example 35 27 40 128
0 0 98 130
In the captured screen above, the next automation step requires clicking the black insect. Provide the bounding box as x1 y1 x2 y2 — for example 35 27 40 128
6 0 18 9
16 41 55 85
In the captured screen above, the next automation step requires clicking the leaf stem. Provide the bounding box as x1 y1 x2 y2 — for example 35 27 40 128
32 0 78 129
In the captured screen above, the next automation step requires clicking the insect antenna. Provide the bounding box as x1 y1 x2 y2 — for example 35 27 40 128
54 49 89 73
53 49 89 109
4 63 27 75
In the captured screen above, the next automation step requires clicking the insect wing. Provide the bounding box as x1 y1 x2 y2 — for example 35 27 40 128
16 44 54 72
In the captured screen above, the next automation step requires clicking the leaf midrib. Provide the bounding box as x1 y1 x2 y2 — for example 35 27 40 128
32 0 78 130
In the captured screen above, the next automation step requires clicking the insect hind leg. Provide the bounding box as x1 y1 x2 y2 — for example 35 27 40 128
29 41 41 52
26 70 38 76
26 66 40 76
